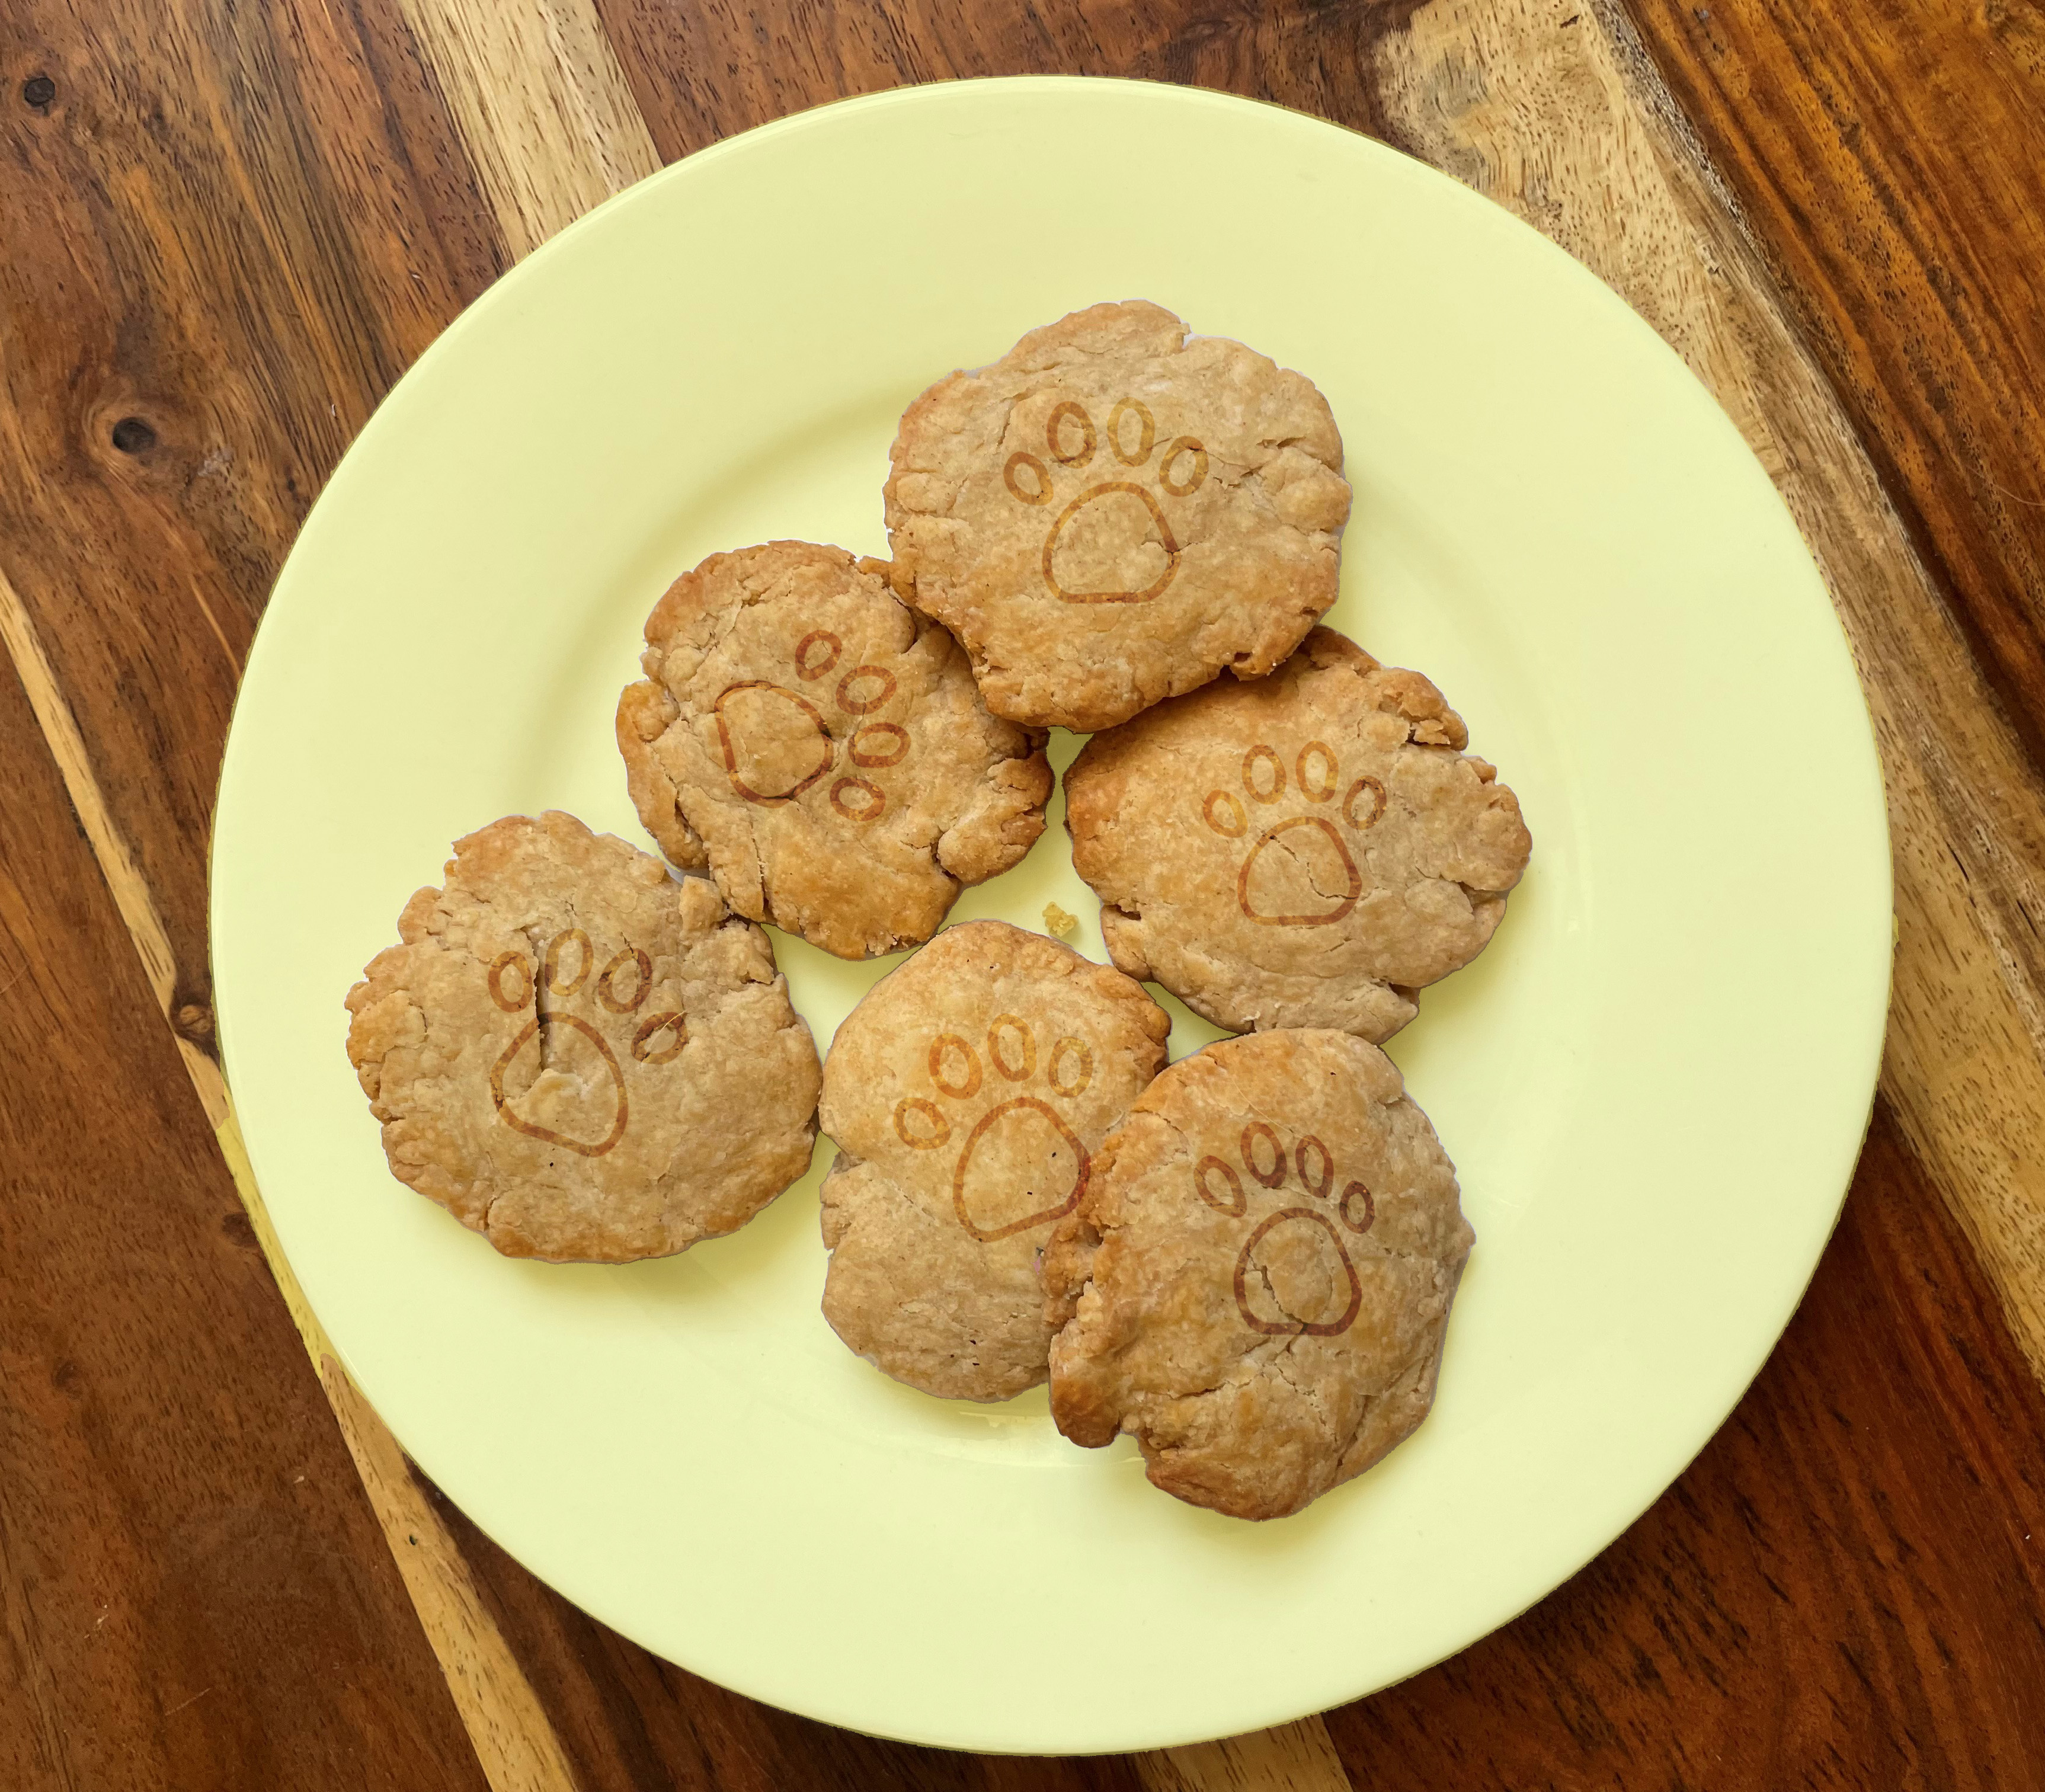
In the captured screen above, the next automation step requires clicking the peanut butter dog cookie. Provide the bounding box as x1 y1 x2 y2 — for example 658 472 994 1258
344 811 821 1263
1065 628 1531 1041
885 302 1352 731
818 920 1169 1401
617 541 1052 959
1045 1029 1473 1520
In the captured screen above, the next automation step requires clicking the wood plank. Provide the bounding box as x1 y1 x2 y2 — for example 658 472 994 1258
0 7 591 1787
1137 1723 1353 1792
0 0 510 1049
394 0 660 255
314 1353 589 1792
0 652 489 1790
1626 0 2045 764
1323 1106 2045 1788
590 0 1436 158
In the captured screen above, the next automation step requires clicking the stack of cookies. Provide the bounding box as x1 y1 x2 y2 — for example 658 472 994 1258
345 302 1531 1522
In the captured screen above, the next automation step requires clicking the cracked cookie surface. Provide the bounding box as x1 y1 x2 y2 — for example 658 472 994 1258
818 920 1168 1401
344 811 821 1262
617 540 1052 959
1044 1028 1473 1520
885 302 1351 731
1065 626 1532 1041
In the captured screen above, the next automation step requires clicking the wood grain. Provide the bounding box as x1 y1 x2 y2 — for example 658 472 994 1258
317 1356 583 1792
1138 1722 1353 1792
0 9 593 1788
0 572 210 1106
0 648 488 1788
0 0 508 1062
395 0 658 256
1629 0 2045 765
4 0 2044 1784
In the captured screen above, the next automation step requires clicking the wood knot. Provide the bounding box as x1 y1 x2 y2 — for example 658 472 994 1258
111 416 157 455
21 75 55 111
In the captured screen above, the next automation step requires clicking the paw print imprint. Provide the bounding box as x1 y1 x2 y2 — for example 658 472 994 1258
890 1018 1098 1242
484 933 686 1157
712 631 908 824
1201 743 1388 927
1003 398 1209 605
1194 1123 1376 1336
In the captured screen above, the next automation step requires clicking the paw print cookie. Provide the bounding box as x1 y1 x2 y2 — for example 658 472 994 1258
817 920 1169 1401
344 811 822 1263
1045 1029 1474 1521
885 302 1352 731
617 541 1053 960
1066 627 1532 1042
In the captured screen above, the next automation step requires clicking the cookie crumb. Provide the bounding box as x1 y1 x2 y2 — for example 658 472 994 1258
1042 901 1078 937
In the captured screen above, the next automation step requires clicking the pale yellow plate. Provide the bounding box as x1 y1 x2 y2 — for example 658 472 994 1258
212 78 1890 1753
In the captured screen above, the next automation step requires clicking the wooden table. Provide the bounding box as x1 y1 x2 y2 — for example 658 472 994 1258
5 1 2043 1785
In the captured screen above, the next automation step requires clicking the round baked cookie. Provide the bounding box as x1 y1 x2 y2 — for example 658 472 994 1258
617 540 1052 960
1044 1028 1473 1520
884 301 1352 732
817 920 1170 1401
344 811 821 1263
1065 626 1532 1042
